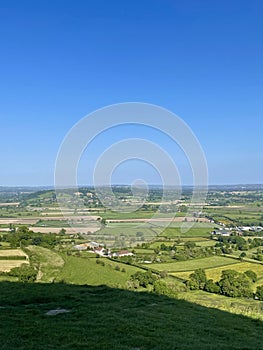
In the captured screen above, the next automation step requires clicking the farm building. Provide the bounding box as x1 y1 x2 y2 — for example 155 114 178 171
112 250 134 257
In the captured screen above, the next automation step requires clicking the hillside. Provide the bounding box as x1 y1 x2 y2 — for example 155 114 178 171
0 281 263 349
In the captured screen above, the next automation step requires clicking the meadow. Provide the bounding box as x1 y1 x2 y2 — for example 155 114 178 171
58 255 143 287
159 225 215 238
148 256 238 273
26 246 64 282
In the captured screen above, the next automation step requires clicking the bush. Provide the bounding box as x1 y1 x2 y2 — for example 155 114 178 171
130 270 157 288
9 264 37 283
153 280 178 298
244 270 257 283
255 285 263 300
204 279 220 293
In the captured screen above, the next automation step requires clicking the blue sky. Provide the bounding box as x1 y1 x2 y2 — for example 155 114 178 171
0 0 262 186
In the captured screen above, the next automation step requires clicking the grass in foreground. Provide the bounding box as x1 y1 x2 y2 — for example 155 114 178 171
0 282 263 349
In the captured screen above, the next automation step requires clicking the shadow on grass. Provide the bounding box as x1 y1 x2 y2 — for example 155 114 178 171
0 281 262 350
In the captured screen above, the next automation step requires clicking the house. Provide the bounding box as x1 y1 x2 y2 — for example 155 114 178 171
93 246 110 257
113 250 134 257
211 230 231 237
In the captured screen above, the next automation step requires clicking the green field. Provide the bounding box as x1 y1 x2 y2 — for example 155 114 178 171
33 219 71 228
26 246 64 282
159 226 213 238
196 240 216 247
133 248 155 254
58 255 143 287
95 225 159 238
148 256 238 272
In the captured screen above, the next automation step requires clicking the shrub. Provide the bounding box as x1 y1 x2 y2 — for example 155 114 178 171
204 279 220 293
153 280 178 298
255 285 263 300
244 270 257 283
130 270 157 288
9 264 37 283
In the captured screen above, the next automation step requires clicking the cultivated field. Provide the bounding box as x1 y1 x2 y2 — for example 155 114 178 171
0 249 28 257
0 249 29 272
30 226 100 234
0 260 29 272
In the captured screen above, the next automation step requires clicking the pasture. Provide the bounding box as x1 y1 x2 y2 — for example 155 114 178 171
58 255 143 286
159 224 215 238
26 246 64 282
148 256 238 273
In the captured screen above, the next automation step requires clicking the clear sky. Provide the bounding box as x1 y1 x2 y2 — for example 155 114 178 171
0 0 262 186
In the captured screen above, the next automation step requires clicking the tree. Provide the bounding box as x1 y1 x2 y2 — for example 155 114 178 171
186 268 207 290
255 285 263 300
218 270 253 298
9 264 37 283
184 241 196 249
239 252 246 260
153 280 178 298
204 279 220 293
130 270 157 288
244 270 257 283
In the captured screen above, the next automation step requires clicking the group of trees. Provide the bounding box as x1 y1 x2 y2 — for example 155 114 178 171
157 242 215 262
186 268 263 300
130 270 157 288
0 226 59 248
215 235 263 259
128 270 185 298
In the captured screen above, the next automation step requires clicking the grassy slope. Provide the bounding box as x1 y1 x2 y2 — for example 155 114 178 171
178 289 263 321
0 282 263 349
58 255 143 286
26 246 64 282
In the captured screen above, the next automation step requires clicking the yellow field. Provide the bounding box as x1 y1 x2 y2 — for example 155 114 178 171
172 261 263 282
0 260 29 272
0 249 28 257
